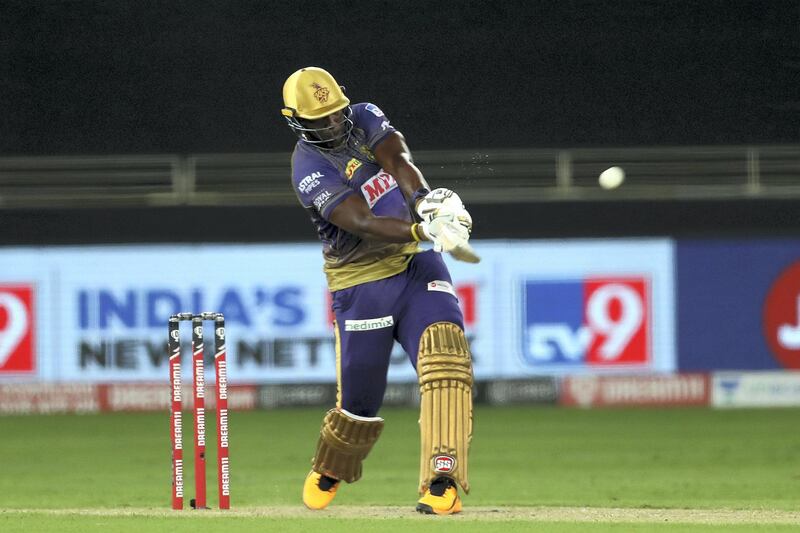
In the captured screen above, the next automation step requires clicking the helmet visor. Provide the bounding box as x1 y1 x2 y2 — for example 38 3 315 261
286 106 353 150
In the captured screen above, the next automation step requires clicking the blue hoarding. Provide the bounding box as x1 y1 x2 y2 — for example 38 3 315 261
677 239 800 370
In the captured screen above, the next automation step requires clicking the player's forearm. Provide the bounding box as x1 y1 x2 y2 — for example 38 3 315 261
350 216 426 243
374 132 431 203
391 158 429 202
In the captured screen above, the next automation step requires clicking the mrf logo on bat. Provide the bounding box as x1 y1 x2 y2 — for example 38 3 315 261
521 277 651 369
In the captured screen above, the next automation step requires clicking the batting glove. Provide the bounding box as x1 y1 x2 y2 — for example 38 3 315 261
416 188 473 233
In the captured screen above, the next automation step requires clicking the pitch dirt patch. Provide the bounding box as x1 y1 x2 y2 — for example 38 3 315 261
6 506 800 525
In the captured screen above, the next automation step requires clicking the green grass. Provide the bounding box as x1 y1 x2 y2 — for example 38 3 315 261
3 514 800 533
1 407 799 531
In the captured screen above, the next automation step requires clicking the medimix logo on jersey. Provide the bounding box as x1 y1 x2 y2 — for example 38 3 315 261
521 277 651 370
0 284 36 374
361 170 397 208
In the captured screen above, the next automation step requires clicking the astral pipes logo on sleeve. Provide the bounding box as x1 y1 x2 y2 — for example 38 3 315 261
344 315 394 331
0 285 36 373
298 172 323 194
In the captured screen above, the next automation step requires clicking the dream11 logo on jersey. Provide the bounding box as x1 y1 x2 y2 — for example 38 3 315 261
521 277 651 369
763 261 800 369
0 285 36 374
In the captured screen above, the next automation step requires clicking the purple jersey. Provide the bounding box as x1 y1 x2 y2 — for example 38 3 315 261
290 103 420 290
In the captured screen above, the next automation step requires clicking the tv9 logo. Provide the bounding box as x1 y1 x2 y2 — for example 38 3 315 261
0 285 36 373
522 277 650 368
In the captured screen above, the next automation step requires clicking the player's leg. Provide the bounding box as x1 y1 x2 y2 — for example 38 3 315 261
395 251 473 515
334 290 398 418
303 281 398 510
303 405 385 509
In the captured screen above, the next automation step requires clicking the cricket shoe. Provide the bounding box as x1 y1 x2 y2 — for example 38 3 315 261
303 470 340 510
416 477 462 515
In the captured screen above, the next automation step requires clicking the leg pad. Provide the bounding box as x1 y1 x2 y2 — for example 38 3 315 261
418 322 473 494
312 408 384 483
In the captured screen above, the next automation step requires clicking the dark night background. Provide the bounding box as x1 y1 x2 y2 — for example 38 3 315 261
2 0 799 156
1 1 799 244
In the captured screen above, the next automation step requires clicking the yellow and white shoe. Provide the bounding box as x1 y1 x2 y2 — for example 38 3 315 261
416 477 462 515
302 470 340 510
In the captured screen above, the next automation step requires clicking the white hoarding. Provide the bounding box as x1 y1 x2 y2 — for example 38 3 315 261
0 239 675 383
446 238 676 376
713 371 800 407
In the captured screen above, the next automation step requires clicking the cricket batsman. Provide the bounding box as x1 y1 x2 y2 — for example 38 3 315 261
282 67 476 515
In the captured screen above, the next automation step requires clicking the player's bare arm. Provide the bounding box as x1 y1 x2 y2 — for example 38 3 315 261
373 131 430 209
327 132 435 243
370 131 477 257
328 194 423 243
326 146 473 250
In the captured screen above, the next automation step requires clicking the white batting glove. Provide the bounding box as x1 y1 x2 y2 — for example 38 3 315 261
416 188 473 232
420 216 470 253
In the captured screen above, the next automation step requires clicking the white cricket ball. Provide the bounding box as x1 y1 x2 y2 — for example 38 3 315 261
598 166 625 189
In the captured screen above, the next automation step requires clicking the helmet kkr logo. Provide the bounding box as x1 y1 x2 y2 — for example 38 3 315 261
311 82 329 103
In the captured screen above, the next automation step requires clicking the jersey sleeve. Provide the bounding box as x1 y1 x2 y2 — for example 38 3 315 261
291 151 353 220
354 103 397 150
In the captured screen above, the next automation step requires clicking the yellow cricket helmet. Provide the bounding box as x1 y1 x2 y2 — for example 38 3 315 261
281 67 353 149
282 67 350 120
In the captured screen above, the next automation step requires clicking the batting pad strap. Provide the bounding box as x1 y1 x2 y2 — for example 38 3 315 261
417 322 473 495
312 408 384 483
